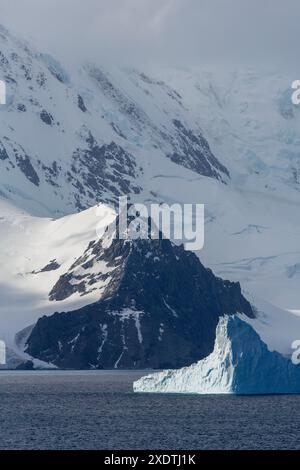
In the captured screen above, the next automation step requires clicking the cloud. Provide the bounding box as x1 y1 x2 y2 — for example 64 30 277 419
0 0 299 69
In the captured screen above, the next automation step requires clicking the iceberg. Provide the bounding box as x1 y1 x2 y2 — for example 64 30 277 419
134 316 300 395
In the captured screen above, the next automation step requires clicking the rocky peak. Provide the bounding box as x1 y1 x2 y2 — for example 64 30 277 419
25 213 254 369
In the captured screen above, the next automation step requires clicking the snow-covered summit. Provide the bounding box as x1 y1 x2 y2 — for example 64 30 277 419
134 315 300 395
24 218 254 369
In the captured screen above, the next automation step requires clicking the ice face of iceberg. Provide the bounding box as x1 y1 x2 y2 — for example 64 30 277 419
134 316 300 395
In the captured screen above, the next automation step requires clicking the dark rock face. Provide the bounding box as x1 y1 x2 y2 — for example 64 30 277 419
17 103 27 112
40 109 54 126
69 132 143 209
0 137 40 186
49 272 87 301
25 221 254 370
0 141 9 160
168 119 230 181
77 94 87 112
15 153 40 187
33 260 60 274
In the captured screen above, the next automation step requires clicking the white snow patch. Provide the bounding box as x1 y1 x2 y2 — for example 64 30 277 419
98 324 108 359
111 308 144 344
163 298 178 317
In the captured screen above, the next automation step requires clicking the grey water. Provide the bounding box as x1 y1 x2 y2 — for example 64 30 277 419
0 370 299 450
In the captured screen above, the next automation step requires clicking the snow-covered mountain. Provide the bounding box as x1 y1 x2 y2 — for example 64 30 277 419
162 67 300 312
0 23 228 217
0 23 300 369
23 215 254 369
134 315 300 395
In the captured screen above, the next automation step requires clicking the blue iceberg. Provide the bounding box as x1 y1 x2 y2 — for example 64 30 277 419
134 316 300 395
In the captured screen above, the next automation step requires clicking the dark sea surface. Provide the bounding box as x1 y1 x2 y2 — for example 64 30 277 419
0 370 299 450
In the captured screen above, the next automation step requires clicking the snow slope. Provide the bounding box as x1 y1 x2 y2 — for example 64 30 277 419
0 24 228 217
134 315 300 395
0 197 115 349
159 67 300 310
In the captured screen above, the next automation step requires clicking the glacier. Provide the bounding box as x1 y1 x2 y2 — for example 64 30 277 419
134 316 300 395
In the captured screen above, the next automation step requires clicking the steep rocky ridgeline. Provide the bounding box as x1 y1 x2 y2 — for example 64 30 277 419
167 119 230 181
25 217 254 369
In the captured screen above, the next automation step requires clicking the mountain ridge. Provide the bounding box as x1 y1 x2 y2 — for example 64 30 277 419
25 217 254 369
0 23 229 216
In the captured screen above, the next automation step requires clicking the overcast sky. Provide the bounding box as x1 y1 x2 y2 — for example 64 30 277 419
0 0 299 69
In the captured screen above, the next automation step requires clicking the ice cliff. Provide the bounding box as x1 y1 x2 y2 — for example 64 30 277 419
134 316 300 395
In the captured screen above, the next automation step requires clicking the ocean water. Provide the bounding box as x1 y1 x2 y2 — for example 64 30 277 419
0 370 299 450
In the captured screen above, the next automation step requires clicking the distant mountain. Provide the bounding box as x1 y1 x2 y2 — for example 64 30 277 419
134 315 300 395
25 217 254 369
0 24 229 217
